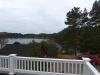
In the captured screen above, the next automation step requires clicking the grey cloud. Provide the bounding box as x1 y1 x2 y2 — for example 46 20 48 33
0 0 96 34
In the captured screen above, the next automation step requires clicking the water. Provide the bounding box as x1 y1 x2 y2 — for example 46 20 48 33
0 73 35 75
6 38 48 44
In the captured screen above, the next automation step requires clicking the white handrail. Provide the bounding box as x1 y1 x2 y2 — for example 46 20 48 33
15 56 84 74
0 54 99 75
0 56 9 69
17 56 83 62
83 57 100 75
84 62 100 75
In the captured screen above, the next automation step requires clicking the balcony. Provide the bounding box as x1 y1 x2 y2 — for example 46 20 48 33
0 54 99 75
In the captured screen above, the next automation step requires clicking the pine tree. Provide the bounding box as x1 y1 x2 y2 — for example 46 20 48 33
90 0 100 26
65 7 82 27
81 8 89 26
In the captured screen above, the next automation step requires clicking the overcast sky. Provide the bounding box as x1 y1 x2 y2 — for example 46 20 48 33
0 0 96 34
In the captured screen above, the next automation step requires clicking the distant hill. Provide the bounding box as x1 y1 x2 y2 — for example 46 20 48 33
0 32 56 39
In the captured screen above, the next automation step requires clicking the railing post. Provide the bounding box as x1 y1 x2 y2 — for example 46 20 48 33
82 57 91 75
9 54 16 75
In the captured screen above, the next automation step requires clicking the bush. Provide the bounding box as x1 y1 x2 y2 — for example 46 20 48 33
24 42 41 57
24 40 59 58
40 41 59 58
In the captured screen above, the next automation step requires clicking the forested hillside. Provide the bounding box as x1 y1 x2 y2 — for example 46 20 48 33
54 0 100 53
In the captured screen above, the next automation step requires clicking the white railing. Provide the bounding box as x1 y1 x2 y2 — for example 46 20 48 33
0 54 99 75
83 58 100 75
14 56 83 75
0 55 9 71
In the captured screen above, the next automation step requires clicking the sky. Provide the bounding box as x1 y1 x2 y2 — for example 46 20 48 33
0 0 96 34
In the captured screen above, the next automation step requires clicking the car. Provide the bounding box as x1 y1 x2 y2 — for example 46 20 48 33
75 53 100 65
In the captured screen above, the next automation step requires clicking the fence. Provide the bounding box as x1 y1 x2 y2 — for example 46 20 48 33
0 54 99 75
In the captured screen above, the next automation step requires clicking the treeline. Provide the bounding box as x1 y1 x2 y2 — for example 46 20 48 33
0 32 56 39
54 0 100 53
0 40 59 58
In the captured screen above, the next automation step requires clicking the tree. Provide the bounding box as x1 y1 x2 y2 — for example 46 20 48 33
54 0 100 54
80 8 89 26
0 32 8 49
64 7 84 55
65 7 82 27
40 41 59 58
90 0 100 26
79 26 100 53
24 42 41 57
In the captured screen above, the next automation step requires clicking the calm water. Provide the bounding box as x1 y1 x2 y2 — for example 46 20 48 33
6 38 48 44
0 73 36 75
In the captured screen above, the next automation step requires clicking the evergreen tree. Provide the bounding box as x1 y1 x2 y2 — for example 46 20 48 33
80 8 89 26
55 0 100 54
65 7 82 27
90 0 100 26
